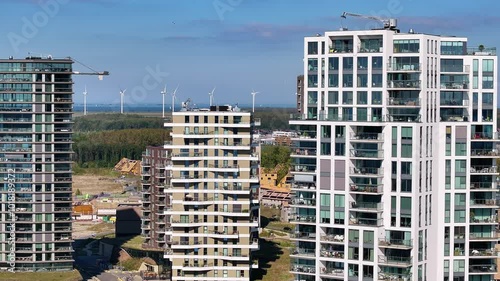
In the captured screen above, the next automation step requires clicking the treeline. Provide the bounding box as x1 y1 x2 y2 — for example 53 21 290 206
253 108 295 131
73 128 169 167
74 113 164 132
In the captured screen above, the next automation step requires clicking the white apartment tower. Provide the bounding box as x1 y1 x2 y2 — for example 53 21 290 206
289 27 498 281
163 105 260 281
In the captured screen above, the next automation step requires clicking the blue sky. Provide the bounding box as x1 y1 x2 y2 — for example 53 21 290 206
1 0 499 107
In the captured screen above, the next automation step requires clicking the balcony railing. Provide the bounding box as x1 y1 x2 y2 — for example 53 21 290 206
469 265 497 273
387 63 421 71
291 148 317 156
320 267 344 276
469 232 497 240
350 149 383 158
349 217 383 227
471 182 496 190
378 272 412 281
387 80 421 89
470 248 497 257
387 98 420 106
290 264 316 274
320 234 344 243
441 99 469 106
350 167 383 176
291 248 315 256
289 215 316 223
350 132 383 141
470 166 497 174
378 256 412 265
350 184 383 194
441 82 469 90
379 238 413 248
290 232 315 240
320 249 344 258
471 149 499 157
470 216 497 224
291 198 316 206
351 202 382 211
471 132 500 140
470 199 496 206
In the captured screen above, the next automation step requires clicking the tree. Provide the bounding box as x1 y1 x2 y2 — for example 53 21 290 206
261 145 291 183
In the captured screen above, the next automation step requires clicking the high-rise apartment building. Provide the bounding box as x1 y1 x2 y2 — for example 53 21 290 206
0 57 74 271
289 26 498 281
162 104 260 281
141 145 171 250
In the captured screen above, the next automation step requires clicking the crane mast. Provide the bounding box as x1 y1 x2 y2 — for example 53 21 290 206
341 12 398 30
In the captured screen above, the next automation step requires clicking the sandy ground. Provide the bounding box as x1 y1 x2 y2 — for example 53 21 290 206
73 175 123 195
73 221 116 240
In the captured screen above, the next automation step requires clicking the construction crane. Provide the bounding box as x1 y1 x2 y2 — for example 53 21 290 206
26 53 110 80
70 57 109 80
341 12 398 30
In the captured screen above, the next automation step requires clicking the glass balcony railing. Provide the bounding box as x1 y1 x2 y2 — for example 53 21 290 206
320 234 344 243
291 248 316 256
291 198 316 206
290 264 316 274
469 232 497 240
320 267 344 276
387 98 420 106
350 132 383 141
351 202 382 211
469 264 497 273
350 167 383 176
379 238 413 248
470 199 496 206
471 149 499 157
350 149 383 158
349 185 382 195
387 80 421 89
441 82 469 90
349 217 383 227
470 166 497 174
470 248 497 257
387 63 421 71
289 215 316 223
470 216 497 224
378 256 412 265
320 248 344 258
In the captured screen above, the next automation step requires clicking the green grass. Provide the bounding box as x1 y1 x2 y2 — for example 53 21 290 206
87 222 115 233
253 238 293 281
266 221 294 233
121 257 143 271
260 206 281 219
0 270 82 281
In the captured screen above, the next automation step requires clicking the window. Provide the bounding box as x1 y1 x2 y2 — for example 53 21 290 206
357 74 368 87
334 195 345 208
455 160 466 173
343 74 353 87
401 144 412 158
357 91 367 105
328 57 339 70
363 230 374 243
307 42 318 54
401 127 412 139
328 91 338 104
401 179 412 192
328 74 339 87
320 194 330 206
440 41 465 55
357 108 367 121
371 91 382 104
401 197 412 211
455 176 466 189
453 260 465 273
343 57 353 70
342 91 353 104
394 39 420 53
372 74 383 87
454 193 465 207
455 143 466 156
454 210 465 223
358 57 368 69
401 162 412 175
482 59 494 72
349 229 359 242
372 57 382 69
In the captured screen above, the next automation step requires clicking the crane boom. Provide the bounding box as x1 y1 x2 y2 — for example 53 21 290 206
341 11 397 30
69 57 110 80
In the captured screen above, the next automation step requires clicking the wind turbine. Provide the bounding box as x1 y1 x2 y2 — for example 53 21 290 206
119 88 126 114
208 87 216 107
161 85 167 118
171 85 179 113
83 86 88 116
251 90 259 113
